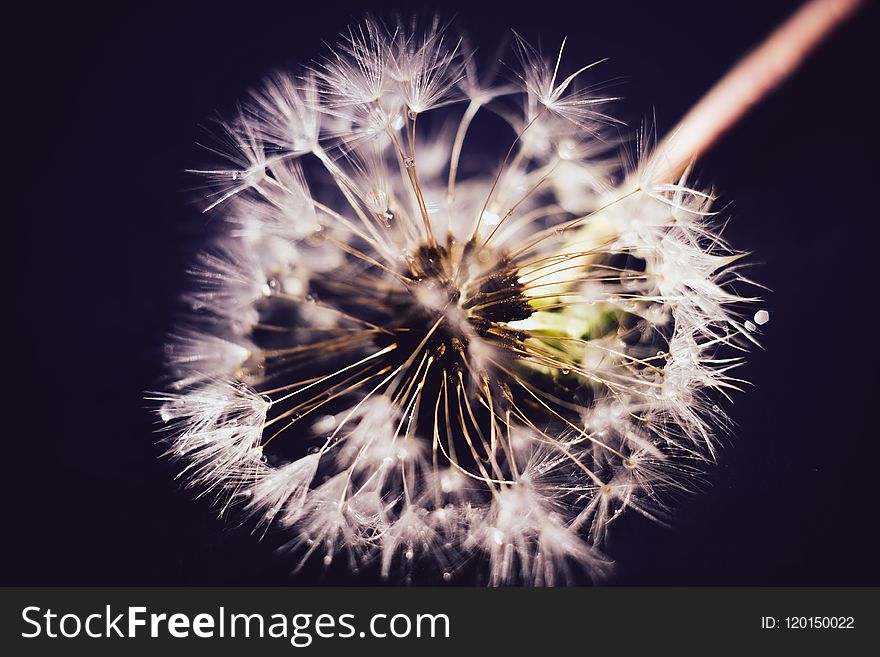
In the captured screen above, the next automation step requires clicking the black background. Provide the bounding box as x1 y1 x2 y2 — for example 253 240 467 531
4 0 878 585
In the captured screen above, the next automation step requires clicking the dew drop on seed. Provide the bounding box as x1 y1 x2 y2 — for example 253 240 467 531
442 572 452 582
754 309 770 325
263 277 280 296
323 555 333 566
744 320 757 332
308 224 326 245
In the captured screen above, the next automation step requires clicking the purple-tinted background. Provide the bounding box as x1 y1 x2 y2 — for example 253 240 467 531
5 0 878 585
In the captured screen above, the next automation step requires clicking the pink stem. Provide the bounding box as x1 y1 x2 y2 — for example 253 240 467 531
645 0 864 185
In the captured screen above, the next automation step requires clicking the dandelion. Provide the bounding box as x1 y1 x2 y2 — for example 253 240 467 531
156 2 861 584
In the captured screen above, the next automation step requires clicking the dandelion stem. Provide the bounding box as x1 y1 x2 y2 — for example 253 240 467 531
644 0 864 185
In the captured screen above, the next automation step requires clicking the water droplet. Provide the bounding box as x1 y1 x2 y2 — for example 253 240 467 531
754 309 770 325
231 171 239 181
744 320 757 332
262 277 280 297
407 109 417 120
404 157 415 169
405 549 414 560
442 571 452 582
307 224 326 245
382 208 394 227
560 368 570 375
323 555 333 566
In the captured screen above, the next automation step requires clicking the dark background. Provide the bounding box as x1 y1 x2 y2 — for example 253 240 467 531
4 0 878 585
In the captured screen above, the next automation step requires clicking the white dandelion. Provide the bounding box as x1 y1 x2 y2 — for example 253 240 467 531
156 1 861 584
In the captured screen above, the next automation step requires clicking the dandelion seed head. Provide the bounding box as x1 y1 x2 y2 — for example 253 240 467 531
158 16 763 585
